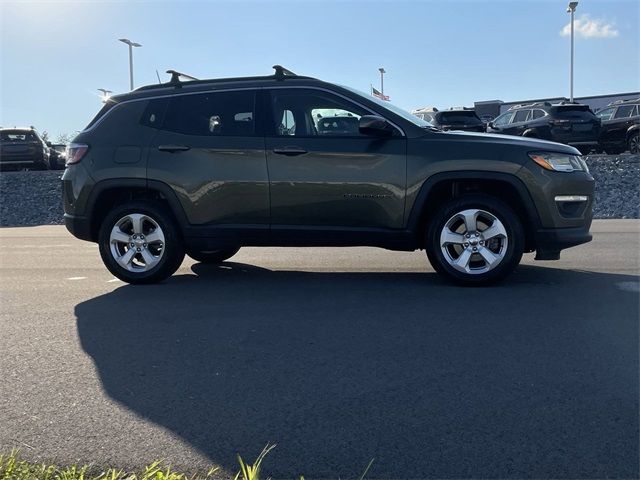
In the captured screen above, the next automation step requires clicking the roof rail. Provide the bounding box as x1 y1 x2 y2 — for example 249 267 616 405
508 101 552 111
273 65 296 79
166 69 199 86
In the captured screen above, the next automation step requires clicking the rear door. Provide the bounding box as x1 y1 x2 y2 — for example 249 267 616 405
264 87 406 229
147 89 269 227
509 109 531 136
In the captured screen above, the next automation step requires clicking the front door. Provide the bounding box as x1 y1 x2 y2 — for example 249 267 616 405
264 88 406 230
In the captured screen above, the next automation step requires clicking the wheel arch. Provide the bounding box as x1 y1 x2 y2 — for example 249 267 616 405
86 179 188 242
407 171 542 252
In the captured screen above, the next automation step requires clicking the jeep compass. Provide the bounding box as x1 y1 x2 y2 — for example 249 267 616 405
62 66 594 285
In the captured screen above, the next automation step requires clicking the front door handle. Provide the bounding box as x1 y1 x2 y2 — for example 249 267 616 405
158 144 191 153
273 147 307 156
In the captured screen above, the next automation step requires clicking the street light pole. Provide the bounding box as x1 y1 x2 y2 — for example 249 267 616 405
566 2 578 102
118 38 142 91
378 67 386 96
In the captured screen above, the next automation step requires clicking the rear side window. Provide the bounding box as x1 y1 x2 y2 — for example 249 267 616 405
163 90 256 136
140 98 169 128
614 105 635 119
532 109 545 119
513 110 530 123
85 100 117 130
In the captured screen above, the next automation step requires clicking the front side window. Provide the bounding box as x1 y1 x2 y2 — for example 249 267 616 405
493 112 514 126
163 90 256 136
596 107 615 121
269 89 368 137
614 105 634 119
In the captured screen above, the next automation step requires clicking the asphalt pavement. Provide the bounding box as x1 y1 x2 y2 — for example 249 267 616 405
0 221 638 479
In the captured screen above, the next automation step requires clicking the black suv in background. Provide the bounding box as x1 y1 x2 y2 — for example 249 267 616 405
0 127 51 170
595 99 639 154
415 108 485 132
487 102 601 154
47 143 68 169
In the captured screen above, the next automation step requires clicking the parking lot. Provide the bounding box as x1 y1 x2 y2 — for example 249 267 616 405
0 220 638 478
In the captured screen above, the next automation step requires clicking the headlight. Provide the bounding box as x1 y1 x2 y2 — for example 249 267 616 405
529 152 588 173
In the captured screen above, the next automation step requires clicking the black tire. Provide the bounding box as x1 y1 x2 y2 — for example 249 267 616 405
628 132 639 155
186 247 240 264
425 195 525 285
98 201 185 284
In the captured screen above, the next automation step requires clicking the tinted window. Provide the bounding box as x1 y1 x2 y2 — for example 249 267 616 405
596 107 615 121
163 90 256 136
438 111 482 125
553 105 595 119
269 89 369 137
0 130 38 142
614 105 634 119
513 110 530 123
140 98 169 128
493 112 514 126
532 109 545 119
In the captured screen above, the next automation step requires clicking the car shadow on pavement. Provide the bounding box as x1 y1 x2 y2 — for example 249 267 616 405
75 263 639 479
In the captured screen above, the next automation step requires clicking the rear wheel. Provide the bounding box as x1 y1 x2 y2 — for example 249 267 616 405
425 195 524 285
186 247 240 264
98 201 185 284
629 133 639 155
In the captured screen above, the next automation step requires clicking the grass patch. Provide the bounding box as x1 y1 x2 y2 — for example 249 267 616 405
1 447 374 480
0 445 273 480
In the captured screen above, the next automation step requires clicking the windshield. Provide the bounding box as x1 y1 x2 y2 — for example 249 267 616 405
340 86 433 127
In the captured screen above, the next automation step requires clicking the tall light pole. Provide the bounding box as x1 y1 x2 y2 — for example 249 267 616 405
378 67 386 96
566 2 578 102
118 38 142 91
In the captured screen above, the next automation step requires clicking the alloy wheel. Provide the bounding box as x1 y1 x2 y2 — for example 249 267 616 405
439 208 508 275
109 213 165 272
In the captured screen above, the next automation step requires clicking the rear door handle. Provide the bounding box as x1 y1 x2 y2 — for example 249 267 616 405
158 144 191 153
273 147 307 156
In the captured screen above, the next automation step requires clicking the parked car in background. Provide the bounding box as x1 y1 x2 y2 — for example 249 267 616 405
47 142 68 169
0 127 51 170
487 102 601 154
595 98 639 154
413 107 486 132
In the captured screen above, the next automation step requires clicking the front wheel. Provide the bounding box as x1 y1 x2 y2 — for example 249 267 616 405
628 133 639 155
425 196 524 285
186 247 240 264
98 202 185 284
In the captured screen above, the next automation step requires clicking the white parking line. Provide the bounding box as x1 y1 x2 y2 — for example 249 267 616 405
66 277 87 281
107 278 122 283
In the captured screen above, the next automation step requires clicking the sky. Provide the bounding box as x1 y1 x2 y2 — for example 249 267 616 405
1 0 638 140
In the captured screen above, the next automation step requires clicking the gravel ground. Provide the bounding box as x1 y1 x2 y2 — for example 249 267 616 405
0 154 638 227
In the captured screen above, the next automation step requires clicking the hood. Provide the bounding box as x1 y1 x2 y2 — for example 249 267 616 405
437 130 581 154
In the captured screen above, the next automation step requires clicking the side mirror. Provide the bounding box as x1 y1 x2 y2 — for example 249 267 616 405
359 115 394 137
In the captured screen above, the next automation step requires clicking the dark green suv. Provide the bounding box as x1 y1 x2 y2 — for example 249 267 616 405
62 66 594 285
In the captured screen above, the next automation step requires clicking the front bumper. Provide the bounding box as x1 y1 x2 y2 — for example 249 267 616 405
534 223 592 260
